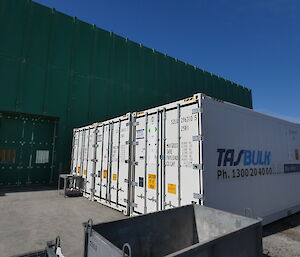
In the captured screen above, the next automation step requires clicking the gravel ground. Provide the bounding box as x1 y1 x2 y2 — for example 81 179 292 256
263 212 300 257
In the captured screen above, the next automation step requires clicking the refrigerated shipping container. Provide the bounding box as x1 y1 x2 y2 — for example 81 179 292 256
130 94 300 224
71 114 132 214
71 93 300 224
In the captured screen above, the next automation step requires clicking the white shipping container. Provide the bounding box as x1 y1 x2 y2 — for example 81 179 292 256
130 94 300 224
70 93 300 224
93 114 132 214
131 97 202 215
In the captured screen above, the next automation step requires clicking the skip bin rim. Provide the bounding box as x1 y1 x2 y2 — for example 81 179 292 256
87 204 262 255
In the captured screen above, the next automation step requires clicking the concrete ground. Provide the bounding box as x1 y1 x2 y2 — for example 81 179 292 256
0 187 124 257
0 187 299 257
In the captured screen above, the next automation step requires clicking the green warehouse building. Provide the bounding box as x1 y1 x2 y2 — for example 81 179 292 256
0 0 252 186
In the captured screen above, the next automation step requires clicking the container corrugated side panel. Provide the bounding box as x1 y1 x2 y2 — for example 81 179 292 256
201 96 300 224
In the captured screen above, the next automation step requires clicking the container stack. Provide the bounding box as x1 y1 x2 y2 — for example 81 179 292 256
71 93 300 224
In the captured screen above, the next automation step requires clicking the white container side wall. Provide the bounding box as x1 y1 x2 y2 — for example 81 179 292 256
201 96 300 224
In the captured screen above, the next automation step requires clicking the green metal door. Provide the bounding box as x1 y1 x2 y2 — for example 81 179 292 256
0 112 57 186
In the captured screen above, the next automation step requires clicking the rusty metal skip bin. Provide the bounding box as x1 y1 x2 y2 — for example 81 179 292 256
83 204 262 257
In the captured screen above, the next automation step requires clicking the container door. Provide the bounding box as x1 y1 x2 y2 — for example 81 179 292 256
109 121 120 205
132 115 147 214
71 131 79 175
100 124 110 203
94 126 104 200
85 127 96 197
115 117 131 214
132 111 161 214
76 130 84 176
164 102 202 209
82 129 89 191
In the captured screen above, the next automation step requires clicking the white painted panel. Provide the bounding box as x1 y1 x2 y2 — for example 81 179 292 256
71 130 79 175
76 129 84 176
109 121 121 205
163 102 201 210
100 124 110 203
132 115 147 214
201 96 300 224
92 115 131 214
94 125 104 200
84 126 96 198
36 150 49 164
82 129 89 196
133 111 161 214
115 117 131 214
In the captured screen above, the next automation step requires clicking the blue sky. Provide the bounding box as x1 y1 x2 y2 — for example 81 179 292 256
35 0 300 123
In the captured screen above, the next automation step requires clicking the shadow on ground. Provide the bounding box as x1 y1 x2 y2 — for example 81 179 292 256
263 212 300 237
0 185 57 195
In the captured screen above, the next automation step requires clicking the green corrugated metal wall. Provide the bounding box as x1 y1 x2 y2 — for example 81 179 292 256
0 0 252 183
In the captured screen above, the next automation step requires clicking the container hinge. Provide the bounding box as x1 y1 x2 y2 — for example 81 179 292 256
124 179 129 183
132 141 139 146
193 135 203 141
193 163 204 170
133 121 139 126
160 155 165 160
131 181 138 187
92 144 99 147
124 199 137 207
192 107 202 114
125 160 138 166
193 193 203 200
131 203 137 207
91 159 98 162
91 173 97 177
126 121 132 127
